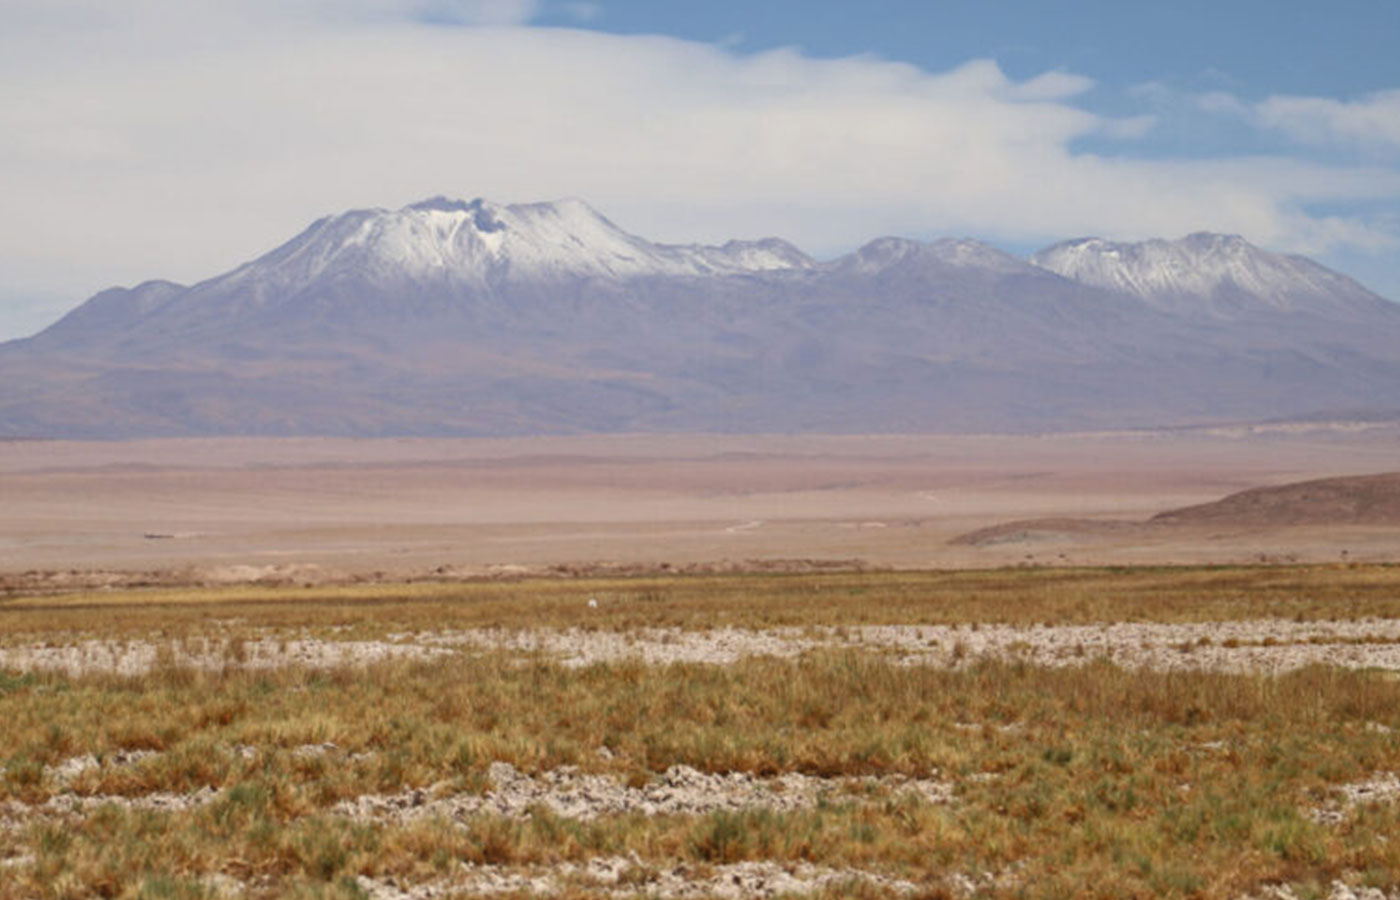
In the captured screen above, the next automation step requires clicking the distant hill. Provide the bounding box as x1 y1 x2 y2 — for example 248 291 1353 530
952 472 1400 546
1152 472 1400 528
4 197 1400 438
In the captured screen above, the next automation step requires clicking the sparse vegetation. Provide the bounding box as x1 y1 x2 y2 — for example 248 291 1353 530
2 566 1400 898
5 564 1400 644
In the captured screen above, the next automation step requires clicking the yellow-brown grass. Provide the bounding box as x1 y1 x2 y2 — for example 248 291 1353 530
4 564 1400 645
3 566 1400 898
2 651 1399 898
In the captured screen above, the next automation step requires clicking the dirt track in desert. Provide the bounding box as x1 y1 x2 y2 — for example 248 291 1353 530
3 424 1399 581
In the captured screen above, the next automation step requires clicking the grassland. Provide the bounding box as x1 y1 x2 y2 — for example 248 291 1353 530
3 565 1400 899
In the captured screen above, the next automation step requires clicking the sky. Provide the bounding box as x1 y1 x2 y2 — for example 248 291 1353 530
2 0 1399 340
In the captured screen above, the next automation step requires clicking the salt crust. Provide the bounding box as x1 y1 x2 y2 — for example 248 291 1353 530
338 761 953 825
425 620 1400 673
1310 772 1400 826
8 619 1400 676
354 856 920 899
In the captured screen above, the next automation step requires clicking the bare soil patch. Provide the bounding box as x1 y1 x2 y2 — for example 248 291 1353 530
949 517 1159 547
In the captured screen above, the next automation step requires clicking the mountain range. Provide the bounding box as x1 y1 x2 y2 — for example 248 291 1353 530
3 196 1399 438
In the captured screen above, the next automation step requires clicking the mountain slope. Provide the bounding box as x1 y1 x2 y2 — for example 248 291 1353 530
34 197 813 349
3 198 1400 438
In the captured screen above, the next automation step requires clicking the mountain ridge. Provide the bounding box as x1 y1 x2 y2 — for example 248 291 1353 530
4 196 1400 439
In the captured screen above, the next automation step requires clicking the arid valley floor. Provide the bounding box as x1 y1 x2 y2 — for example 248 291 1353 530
5 424 1400 583
3 426 1400 899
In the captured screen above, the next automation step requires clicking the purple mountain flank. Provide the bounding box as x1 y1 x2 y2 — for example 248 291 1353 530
3 197 1400 438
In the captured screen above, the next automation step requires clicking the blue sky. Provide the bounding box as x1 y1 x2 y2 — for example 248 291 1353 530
542 0 1399 99
1 0 1398 339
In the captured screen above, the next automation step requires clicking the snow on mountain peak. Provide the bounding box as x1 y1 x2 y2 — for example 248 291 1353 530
840 237 927 273
232 196 814 289
925 238 1030 272
838 236 1030 276
1031 232 1389 318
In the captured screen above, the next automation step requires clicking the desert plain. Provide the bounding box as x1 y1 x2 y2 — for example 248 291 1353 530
3 422 1400 585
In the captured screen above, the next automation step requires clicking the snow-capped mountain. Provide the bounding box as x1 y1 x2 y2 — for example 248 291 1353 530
229 195 812 286
831 237 1030 277
1032 232 1393 320
32 197 815 347
3 198 1400 438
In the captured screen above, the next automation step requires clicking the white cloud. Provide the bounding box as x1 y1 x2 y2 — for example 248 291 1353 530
1198 86 1400 154
0 2 1397 338
1096 115 1157 140
559 2 601 22
1255 89 1400 153
1196 91 1248 116
1003 69 1094 101
414 0 540 25
0 0 541 28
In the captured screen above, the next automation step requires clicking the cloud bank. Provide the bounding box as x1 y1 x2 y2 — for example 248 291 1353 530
1257 90 1400 154
1 1 1398 337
